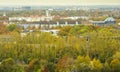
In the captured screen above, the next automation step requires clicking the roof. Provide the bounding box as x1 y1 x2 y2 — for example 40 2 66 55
90 17 116 24
91 21 105 24
104 17 115 22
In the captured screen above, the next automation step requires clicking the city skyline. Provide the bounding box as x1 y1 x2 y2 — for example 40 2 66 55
0 0 120 6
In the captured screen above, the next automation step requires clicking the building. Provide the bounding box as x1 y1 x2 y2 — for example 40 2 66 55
40 30 60 36
90 17 116 26
61 16 89 20
9 10 54 22
18 21 81 29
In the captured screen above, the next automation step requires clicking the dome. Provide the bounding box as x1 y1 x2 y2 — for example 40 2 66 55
104 17 115 22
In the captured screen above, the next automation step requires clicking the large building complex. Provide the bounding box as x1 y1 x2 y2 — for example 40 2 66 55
90 17 116 26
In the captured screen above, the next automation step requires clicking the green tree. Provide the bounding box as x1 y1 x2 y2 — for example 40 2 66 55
0 58 24 72
56 56 74 72
76 55 91 72
102 62 111 72
110 59 120 72
92 58 103 72
26 59 40 72
58 26 72 36
70 25 90 36
6 24 17 32
113 52 120 60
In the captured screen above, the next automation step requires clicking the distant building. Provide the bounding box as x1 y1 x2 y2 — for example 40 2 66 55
61 16 89 20
18 21 81 29
22 6 31 10
9 10 54 22
13 7 23 11
104 17 116 24
90 17 116 26
40 30 59 36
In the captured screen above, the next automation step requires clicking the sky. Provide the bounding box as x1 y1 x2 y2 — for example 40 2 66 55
0 0 120 6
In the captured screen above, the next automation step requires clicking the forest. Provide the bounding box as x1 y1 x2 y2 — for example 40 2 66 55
0 24 120 72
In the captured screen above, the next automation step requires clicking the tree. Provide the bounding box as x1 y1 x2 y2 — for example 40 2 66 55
76 55 91 72
6 24 17 32
47 62 55 72
113 52 120 60
26 59 40 72
92 58 103 72
110 59 120 72
102 62 111 72
0 58 24 72
56 56 74 72
70 25 90 36
58 26 72 36
0 22 8 34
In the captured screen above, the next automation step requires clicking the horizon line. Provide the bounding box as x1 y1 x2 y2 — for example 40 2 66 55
0 4 120 7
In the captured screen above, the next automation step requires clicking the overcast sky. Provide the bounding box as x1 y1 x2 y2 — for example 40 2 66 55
0 0 120 6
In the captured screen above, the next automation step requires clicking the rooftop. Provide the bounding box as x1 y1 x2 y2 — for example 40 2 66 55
104 17 115 22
